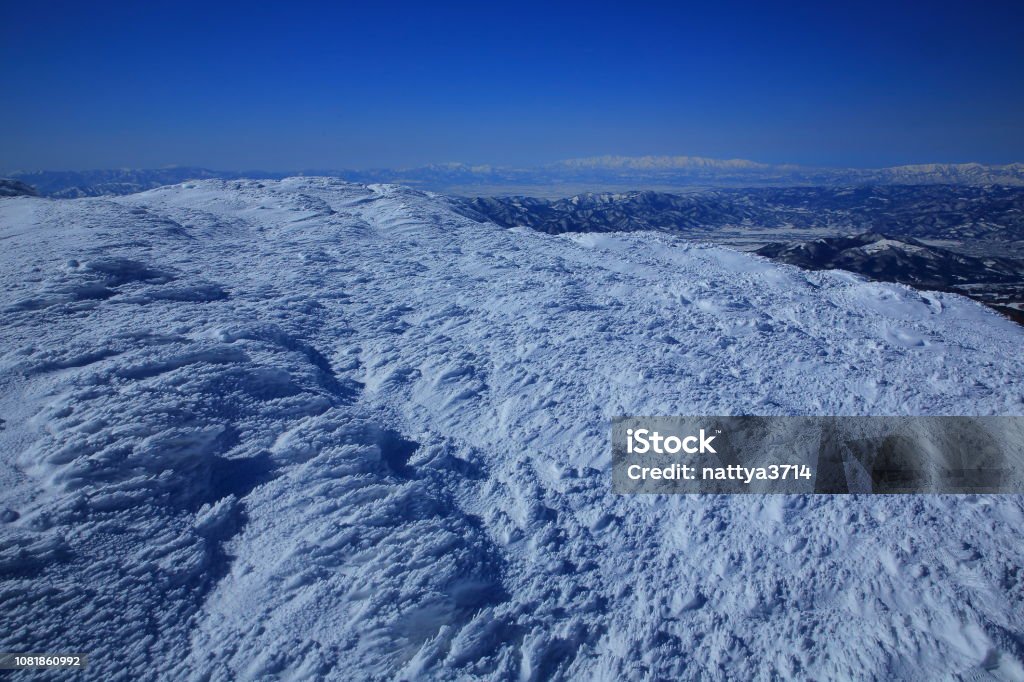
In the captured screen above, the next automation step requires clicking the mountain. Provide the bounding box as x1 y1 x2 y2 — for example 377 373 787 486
455 186 1024 242
756 233 1024 323
3 178 1024 679
0 178 38 197
9 158 1024 198
871 162 1024 186
548 158 1024 186
9 167 272 198
454 191 755 233
756 232 1023 288
458 190 1024 321
551 155 782 171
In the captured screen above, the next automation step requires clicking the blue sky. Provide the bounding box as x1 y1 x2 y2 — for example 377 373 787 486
2 0 1023 171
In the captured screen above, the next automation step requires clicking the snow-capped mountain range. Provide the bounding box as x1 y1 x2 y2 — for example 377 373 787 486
455 186 1024 242
6 156 1024 198
2 178 1024 679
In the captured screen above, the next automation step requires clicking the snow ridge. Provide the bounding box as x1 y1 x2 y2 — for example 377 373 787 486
1 178 1024 680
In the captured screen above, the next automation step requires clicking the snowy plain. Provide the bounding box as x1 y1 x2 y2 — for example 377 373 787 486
1 178 1024 680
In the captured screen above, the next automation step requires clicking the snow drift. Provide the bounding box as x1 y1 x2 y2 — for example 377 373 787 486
1 178 1024 680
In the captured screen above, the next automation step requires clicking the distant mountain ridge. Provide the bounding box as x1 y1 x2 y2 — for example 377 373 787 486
0 178 39 197
755 232 1024 323
756 232 1024 288
8 167 268 198
551 155 783 170
453 186 1024 242
8 157 1024 198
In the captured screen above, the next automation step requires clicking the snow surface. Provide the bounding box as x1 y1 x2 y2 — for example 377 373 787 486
2 178 1024 680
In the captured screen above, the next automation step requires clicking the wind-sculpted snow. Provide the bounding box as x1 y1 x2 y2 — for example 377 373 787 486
1 179 1024 680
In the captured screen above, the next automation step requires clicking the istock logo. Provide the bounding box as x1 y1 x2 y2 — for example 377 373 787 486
626 428 717 455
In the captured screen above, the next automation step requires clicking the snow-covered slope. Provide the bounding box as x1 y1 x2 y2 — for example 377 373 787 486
2 178 1024 680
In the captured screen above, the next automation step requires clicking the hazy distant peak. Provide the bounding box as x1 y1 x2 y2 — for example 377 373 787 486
10 158 1024 199
885 162 1024 172
552 155 775 170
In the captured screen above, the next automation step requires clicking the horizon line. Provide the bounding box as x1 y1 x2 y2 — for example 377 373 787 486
5 156 1024 177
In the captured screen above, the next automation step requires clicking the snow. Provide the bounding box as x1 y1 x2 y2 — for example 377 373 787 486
2 178 1024 680
860 238 927 255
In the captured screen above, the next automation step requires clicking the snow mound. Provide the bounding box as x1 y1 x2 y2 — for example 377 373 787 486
1 178 1024 680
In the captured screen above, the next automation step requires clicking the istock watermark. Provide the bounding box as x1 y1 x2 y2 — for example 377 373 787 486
626 428 718 455
612 416 1024 494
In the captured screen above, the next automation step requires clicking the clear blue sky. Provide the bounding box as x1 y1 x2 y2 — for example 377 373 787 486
2 0 1023 171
